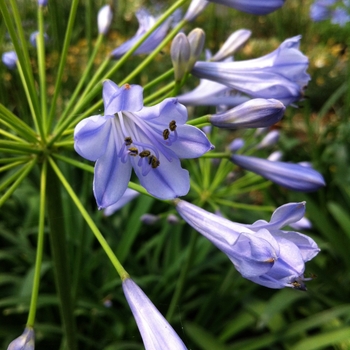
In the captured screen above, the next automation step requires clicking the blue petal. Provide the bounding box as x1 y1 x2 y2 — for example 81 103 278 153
132 153 190 199
93 134 132 209
74 115 112 161
137 98 188 125
103 80 144 114
251 202 306 230
104 188 139 216
170 125 214 158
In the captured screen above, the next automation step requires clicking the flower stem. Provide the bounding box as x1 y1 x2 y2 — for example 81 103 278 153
47 0 80 133
48 157 129 280
46 162 77 350
0 158 37 208
27 160 47 327
186 115 211 126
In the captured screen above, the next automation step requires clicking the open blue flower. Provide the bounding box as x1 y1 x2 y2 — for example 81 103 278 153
176 200 320 289
74 80 213 209
123 278 188 349
111 9 173 59
192 36 310 105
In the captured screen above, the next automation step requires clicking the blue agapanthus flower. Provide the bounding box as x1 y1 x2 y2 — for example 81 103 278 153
111 8 173 59
2 51 18 69
176 200 320 290
74 80 213 209
191 36 310 106
310 0 350 26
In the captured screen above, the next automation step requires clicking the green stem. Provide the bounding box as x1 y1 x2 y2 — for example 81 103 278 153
37 6 48 138
0 158 37 208
166 229 198 322
143 81 175 105
143 68 175 91
0 104 39 142
56 34 104 129
48 157 129 279
27 160 47 327
47 0 80 132
0 0 40 125
0 160 27 173
0 141 41 154
46 163 77 350
186 115 211 126
200 152 230 159
215 198 275 212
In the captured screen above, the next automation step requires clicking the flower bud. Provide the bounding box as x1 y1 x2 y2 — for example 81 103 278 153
38 0 48 6
256 130 280 149
187 28 205 70
231 154 326 192
211 29 251 62
2 51 17 69
7 327 34 350
184 0 209 22
98 5 113 35
140 214 160 225
167 214 180 224
229 138 245 152
30 31 49 48
209 98 285 129
267 150 283 162
171 33 191 82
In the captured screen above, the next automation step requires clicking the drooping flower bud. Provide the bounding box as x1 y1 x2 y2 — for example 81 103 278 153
211 29 251 62
170 33 190 82
7 327 34 350
184 0 209 22
256 130 280 149
98 5 113 35
38 0 48 6
209 98 285 129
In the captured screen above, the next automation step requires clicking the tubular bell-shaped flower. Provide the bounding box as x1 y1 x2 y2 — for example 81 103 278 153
192 36 310 105
176 200 320 289
74 80 213 209
231 154 326 192
209 98 285 129
97 5 113 35
207 0 286 14
111 9 173 59
123 278 188 349
184 0 209 22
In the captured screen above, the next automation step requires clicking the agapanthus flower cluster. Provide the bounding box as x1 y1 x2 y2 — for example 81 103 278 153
310 0 350 26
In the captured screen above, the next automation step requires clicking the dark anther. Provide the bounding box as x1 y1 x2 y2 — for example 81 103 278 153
163 129 170 140
139 150 151 158
149 155 160 169
128 147 138 156
124 137 132 146
169 120 177 131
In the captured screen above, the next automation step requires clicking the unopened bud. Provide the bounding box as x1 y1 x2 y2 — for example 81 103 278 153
98 5 113 35
211 29 251 62
256 130 280 149
229 138 245 152
171 33 190 82
167 214 180 224
187 28 205 70
7 327 34 350
140 214 160 225
184 0 209 22
210 98 285 129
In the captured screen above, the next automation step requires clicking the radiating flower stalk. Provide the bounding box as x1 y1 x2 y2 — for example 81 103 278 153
0 0 324 348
